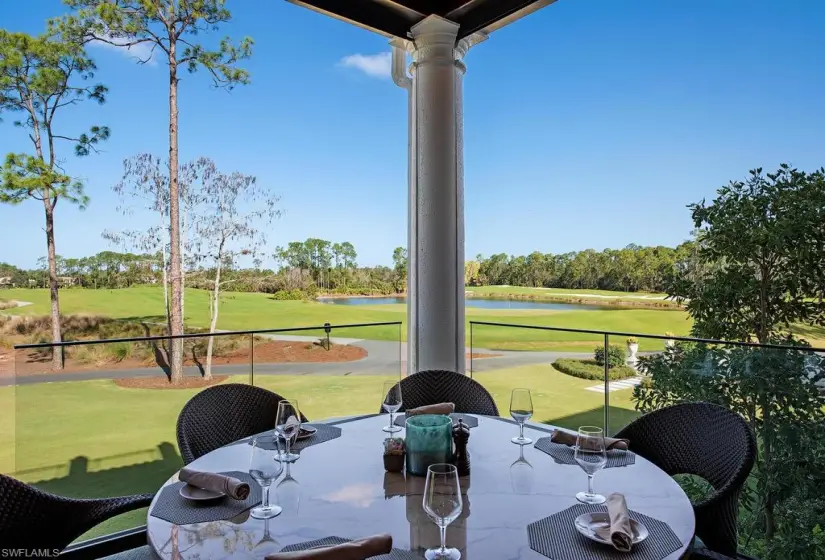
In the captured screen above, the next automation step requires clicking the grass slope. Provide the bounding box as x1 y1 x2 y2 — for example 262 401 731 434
0 363 637 540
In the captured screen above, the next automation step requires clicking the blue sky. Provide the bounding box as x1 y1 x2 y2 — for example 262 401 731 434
2 0 824 269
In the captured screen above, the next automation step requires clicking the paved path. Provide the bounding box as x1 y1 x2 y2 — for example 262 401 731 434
3 336 590 386
584 377 644 393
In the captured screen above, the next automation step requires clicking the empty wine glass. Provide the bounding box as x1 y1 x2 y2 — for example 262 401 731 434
423 463 463 560
509 388 533 445
382 380 403 433
275 399 301 463
249 434 284 519
574 426 607 504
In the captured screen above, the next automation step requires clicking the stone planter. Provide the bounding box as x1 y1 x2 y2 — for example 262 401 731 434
627 343 639 366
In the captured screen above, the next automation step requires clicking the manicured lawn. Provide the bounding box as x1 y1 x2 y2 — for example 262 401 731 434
0 363 637 541
5 286 824 349
2 286 695 351
466 285 668 298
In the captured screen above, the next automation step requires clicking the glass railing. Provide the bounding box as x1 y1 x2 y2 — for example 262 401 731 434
469 320 825 557
5 321 402 544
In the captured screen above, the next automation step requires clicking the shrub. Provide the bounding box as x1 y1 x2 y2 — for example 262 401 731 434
108 342 133 363
553 358 637 381
594 344 626 368
272 289 306 301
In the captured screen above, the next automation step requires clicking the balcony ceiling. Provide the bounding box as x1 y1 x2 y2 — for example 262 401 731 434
286 0 557 40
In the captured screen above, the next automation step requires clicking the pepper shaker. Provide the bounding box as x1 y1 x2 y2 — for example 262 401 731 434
452 418 471 476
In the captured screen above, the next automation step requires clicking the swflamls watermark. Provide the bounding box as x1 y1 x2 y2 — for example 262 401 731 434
1 551 60 558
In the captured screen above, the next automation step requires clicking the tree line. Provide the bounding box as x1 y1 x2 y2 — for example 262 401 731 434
470 243 696 294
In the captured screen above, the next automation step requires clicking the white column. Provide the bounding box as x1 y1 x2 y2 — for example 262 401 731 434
403 16 485 375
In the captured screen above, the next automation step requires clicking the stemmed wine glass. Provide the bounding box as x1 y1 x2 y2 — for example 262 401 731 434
382 380 403 433
509 388 533 445
423 463 463 560
275 399 301 463
276 462 301 516
249 434 285 519
574 426 607 504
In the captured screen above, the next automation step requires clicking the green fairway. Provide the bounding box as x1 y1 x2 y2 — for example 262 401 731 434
1 363 637 541
466 285 668 298
5 286 824 349
2 286 694 351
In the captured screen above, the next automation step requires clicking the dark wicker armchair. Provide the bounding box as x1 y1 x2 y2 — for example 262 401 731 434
379 370 499 416
176 383 308 465
0 473 153 551
614 402 757 556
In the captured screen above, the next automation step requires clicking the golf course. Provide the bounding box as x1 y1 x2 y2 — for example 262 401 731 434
2 285 824 542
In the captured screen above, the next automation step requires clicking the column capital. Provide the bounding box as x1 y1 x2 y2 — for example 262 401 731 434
410 15 459 67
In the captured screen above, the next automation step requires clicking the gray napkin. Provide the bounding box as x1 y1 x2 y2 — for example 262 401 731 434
179 468 250 500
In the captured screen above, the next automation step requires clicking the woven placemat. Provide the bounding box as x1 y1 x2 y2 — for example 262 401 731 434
394 413 479 428
150 471 262 525
243 423 342 453
527 504 684 560
279 536 422 559
534 437 636 468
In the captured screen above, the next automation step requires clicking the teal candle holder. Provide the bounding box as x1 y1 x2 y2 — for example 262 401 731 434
405 414 453 476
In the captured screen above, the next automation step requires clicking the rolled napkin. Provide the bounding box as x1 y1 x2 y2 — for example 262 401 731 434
178 468 250 501
595 493 634 552
406 402 455 416
550 430 629 451
266 534 393 560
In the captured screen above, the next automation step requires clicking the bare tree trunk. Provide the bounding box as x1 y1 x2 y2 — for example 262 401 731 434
167 44 184 384
204 257 222 381
44 197 63 371
181 209 186 332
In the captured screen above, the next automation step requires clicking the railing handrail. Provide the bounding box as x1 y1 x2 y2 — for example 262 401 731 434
13 321 403 350
469 320 825 352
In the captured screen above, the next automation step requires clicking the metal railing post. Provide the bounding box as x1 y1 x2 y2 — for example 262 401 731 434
250 334 254 386
470 322 474 379
604 333 610 435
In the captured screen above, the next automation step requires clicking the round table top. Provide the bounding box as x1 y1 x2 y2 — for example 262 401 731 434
147 414 695 559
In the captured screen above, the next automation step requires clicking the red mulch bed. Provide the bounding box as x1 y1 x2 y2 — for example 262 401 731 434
114 375 230 389
6 340 367 377
467 352 501 359
213 340 367 364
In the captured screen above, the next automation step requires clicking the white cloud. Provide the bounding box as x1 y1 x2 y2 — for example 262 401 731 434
89 34 158 66
338 52 391 79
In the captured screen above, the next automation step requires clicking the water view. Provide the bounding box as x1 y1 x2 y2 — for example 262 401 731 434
317 296 609 311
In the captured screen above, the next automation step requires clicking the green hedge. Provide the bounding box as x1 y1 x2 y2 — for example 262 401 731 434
553 358 637 381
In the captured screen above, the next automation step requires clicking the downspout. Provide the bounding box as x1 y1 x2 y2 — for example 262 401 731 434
390 39 416 374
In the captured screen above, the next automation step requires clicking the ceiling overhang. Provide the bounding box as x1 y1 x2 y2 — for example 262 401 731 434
285 0 558 41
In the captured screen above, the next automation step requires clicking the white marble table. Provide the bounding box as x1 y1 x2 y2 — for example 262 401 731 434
147 414 695 559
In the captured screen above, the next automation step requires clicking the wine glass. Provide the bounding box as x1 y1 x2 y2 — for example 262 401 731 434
382 380 403 433
510 445 534 494
249 434 284 519
275 399 301 463
423 463 463 560
574 426 607 504
509 388 533 445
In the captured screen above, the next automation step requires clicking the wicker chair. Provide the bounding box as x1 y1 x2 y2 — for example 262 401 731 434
614 402 757 556
0 473 153 551
379 370 499 416
176 383 308 465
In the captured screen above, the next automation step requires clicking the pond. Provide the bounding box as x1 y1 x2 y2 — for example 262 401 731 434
317 296 610 311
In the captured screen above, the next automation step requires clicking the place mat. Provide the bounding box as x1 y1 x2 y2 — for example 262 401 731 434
150 471 262 525
279 536 422 559
527 504 683 560
394 413 479 429
534 437 636 468
243 424 343 452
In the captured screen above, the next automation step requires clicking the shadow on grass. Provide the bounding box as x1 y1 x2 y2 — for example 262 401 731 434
20 441 181 500
539 405 640 436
